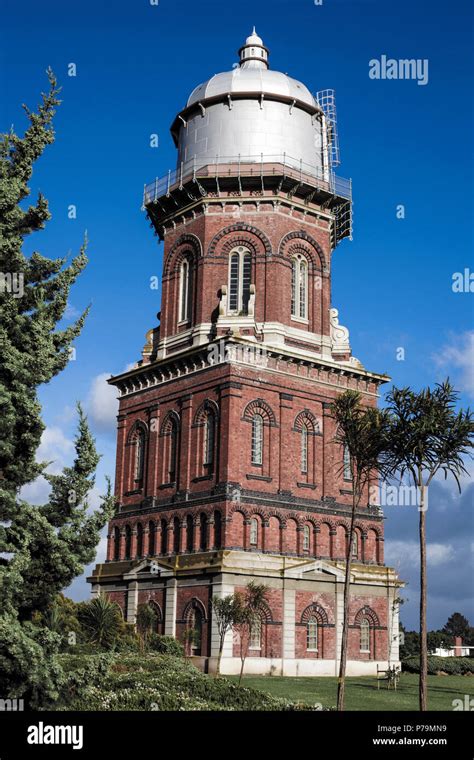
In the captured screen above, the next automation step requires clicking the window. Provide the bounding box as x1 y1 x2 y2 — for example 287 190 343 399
186 515 194 553
307 615 318 651
343 445 352 480
303 524 310 553
160 519 168 554
148 521 156 556
203 412 215 466
229 247 251 314
134 428 145 482
301 423 308 473
351 532 359 559
113 526 120 561
251 413 263 465
199 513 208 551
249 616 262 649
250 517 258 546
214 511 222 549
291 255 308 319
179 256 193 323
360 618 370 652
173 516 180 554
124 525 132 559
169 419 178 482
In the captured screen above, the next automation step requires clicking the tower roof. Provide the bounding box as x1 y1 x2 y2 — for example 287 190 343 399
186 30 317 111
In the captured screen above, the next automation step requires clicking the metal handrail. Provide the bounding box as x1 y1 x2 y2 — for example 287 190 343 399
143 153 352 207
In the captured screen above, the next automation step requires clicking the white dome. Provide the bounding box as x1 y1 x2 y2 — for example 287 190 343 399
187 68 318 110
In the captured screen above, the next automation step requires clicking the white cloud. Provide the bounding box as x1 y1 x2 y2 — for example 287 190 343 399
434 330 474 396
385 540 454 568
85 372 119 433
19 426 75 504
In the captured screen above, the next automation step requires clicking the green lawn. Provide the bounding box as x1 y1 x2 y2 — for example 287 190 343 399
228 673 474 711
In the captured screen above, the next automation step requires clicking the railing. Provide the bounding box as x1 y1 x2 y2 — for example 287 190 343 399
143 152 352 206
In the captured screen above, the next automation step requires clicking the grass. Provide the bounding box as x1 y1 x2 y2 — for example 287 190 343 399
227 673 474 711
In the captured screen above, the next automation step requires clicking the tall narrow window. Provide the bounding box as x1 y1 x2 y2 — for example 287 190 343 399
173 516 180 554
229 247 251 314
351 531 359 559
169 419 178 483
249 615 262 649
301 423 309 473
124 525 132 559
251 414 264 465
307 615 318 650
186 515 194 553
343 444 352 480
199 513 208 551
250 517 258 547
203 412 215 466
360 618 370 652
134 428 145 482
160 519 168 555
214 511 222 549
290 255 308 319
303 524 310 553
179 256 192 323
113 526 120 561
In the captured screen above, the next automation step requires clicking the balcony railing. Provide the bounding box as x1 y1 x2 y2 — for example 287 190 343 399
143 153 352 207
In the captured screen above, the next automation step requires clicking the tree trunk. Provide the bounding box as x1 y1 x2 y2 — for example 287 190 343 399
215 639 223 678
419 486 428 711
336 491 358 711
238 655 246 686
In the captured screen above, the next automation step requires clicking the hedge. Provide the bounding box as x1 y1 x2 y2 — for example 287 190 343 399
402 656 474 675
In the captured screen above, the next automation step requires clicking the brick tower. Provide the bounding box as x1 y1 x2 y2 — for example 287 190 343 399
89 29 403 675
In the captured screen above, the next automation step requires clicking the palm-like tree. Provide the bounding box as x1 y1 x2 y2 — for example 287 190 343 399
386 380 473 710
79 595 123 650
330 391 392 711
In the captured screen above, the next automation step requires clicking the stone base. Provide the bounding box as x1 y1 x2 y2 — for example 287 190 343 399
213 657 401 678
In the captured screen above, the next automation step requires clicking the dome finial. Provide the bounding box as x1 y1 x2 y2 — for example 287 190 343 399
239 29 269 70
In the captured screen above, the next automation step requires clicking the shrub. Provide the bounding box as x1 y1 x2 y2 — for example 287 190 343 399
402 656 474 675
147 634 184 656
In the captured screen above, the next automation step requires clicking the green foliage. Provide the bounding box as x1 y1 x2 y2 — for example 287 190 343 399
79 596 124 650
148 634 184 656
0 70 115 706
402 656 474 676
56 653 320 711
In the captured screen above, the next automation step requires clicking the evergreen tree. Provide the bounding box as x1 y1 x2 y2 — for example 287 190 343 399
0 70 114 706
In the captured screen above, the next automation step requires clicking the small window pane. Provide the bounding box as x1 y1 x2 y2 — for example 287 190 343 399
229 254 239 312
250 616 261 649
360 618 370 651
250 518 258 546
301 424 308 473
251 414 263 465
303 525 310 552
343 445 352 480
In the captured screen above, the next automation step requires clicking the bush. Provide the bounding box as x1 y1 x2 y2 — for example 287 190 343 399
402 656 474 675
147 634 184 656
56 653 322 711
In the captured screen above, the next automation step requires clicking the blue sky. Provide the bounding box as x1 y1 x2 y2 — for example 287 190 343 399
1 0 473 631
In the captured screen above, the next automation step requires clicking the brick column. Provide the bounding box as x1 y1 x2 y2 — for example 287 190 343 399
114 414 127 500
148 404 160 496
130 527 137 560
218 381 242 484
278 393 294 493
322 402 333 499
178 393 193 493
119 528 126 560
179 520 186 553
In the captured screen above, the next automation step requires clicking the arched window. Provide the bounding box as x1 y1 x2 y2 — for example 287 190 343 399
134 428 146 482
188 607 203 656
203 412 215 466
160 519 168 555
113 526 120 561
169 418 178 483
186 515 194 553
249 615 262 649
136 523 143 558
301 423 309 473
148 521 156 556
199 513 208 551
173 516 180 554
229 247 251 314
250 517 258 547
291 254 308 319
303 524 310 553
351 531 359 559
307 615 318 651
251 413 264 465
179 256 193 323
360 618 370 652
343 444 352 480
214 510 222 549
124 525 132 559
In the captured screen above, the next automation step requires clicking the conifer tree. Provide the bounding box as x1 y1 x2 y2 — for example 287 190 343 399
0 70 114 705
